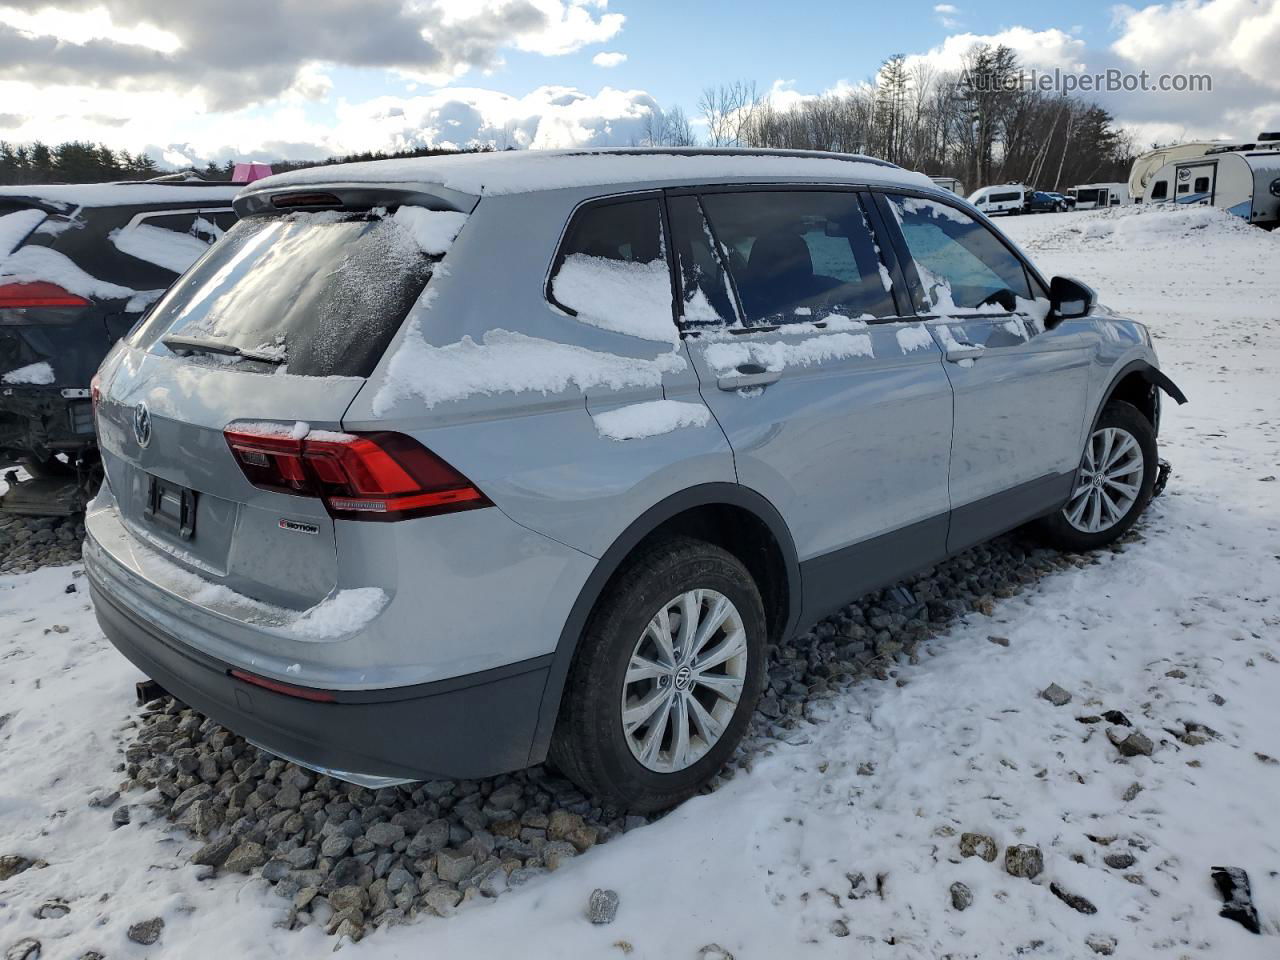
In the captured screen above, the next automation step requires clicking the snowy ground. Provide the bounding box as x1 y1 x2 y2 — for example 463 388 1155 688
2 204 1279 959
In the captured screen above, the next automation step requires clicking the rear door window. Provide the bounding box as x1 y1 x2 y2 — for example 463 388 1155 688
129 211 439 377
667 194 739 326
884 194 1031 312
699 190 895 324
1150 181 1168 200
548 197 675 341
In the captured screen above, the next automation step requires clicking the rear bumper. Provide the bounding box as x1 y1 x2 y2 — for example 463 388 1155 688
88 570 553 783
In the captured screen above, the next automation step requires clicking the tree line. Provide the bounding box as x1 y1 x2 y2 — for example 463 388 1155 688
680 46 1137 191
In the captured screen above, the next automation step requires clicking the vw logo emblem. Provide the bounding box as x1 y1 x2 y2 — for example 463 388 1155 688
133 402 152 448
674 665 693 691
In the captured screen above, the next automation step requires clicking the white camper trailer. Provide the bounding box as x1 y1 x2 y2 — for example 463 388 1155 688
1145 149 1280 227
929 176 965 195
1129 141 1232 202
1068 183 1130 210
967 184 1025 216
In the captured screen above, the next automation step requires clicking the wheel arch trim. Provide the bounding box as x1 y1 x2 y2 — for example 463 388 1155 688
526 482 801 765
1092 358 1187 436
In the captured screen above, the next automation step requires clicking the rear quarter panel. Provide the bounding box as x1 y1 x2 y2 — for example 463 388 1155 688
341 187 737 560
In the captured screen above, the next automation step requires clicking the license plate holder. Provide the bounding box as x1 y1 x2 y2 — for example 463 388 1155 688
144 475 198 540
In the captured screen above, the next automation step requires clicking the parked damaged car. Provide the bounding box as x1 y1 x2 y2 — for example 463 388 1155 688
0 179 238 512
85 148 1187 812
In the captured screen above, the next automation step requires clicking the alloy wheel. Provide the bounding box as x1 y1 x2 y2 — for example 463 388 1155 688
1064 426 1145 533
620 589 749 773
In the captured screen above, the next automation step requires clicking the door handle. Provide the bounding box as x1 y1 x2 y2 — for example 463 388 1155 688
716 367 782 391
945 345 986 363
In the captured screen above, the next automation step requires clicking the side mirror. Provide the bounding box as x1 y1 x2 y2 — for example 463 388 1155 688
1047 275 1095 328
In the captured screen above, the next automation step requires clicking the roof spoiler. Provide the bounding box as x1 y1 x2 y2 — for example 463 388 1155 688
233 182 478 219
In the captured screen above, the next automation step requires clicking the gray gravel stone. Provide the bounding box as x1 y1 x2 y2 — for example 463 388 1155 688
436 849 475 884
224 841 269 874
949 881 973 911
959 832 997 862
4 938 41 960
364 823 404 848
587 887 619 924
1108 727 1155 757
126 917 164 945
1005 844 1044 880
1041 683 1072 706
423 884 462 917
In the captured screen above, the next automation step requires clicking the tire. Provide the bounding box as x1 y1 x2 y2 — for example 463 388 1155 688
549 536 767 813
1033 400 1158 551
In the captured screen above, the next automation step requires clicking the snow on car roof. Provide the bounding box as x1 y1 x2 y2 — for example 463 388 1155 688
0 181 241 209
251 148 938 198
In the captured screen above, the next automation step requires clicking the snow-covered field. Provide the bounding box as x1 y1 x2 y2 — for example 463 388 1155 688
2 204 1279 959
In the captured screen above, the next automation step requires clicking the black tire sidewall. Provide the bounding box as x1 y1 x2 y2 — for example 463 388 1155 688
563 541 766 811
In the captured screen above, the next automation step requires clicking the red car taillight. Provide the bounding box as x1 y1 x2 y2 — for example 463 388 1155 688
224 425 490 521
0 281 90 309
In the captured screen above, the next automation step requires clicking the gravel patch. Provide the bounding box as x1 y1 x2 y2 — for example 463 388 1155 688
0 515 84 573
100 530 1103 939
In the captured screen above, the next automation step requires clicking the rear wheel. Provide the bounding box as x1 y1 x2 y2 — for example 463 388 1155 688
549 536 766 813
1034 400 1157 551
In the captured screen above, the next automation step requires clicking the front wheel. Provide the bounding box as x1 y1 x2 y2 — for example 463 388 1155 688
549 536 766 813
1033 400 1158 551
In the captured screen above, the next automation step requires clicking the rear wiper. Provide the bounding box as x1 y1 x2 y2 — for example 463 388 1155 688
162 334 286 365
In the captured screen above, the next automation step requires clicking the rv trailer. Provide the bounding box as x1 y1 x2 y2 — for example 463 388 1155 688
1145 148 1280 227
929 176 965 195
1068 183 1131 210
1129 131 1280 201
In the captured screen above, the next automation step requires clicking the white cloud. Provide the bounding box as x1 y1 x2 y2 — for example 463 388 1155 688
0 81 663 166
901 26 1087 75
0 0 626 110
592 51 627 67
933 3 960 28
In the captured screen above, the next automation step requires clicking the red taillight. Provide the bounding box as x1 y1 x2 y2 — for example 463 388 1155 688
229 669 337 702
224 425 490 521
0 281 90 309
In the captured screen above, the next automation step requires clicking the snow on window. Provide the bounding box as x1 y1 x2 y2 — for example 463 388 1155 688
551 253 678 343
0 244 134 300
390 207 468 256
110 222 213 274
901 197 972 225
895 324 934 353
703 331 873 375
0 208 45 258
592 399 710 441
373 324 687 414
2 361 54 385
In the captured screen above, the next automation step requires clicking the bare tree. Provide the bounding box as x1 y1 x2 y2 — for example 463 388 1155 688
699 81 761 147
642 104 696 147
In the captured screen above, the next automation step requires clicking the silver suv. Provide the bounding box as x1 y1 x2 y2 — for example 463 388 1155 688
84 148 1185 812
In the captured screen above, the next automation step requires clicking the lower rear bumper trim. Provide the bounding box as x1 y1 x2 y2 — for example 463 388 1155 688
88 570 551 783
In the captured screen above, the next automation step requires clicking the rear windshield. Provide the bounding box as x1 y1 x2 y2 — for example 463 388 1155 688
130 211 437 378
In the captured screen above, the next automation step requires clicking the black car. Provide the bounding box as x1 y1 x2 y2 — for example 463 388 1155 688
0 179 238 510
1024 190 1068 213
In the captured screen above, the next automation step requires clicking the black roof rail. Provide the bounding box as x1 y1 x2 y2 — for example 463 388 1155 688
562 146 900 170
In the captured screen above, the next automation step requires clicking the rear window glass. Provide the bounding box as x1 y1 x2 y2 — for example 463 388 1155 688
129 211 437 377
